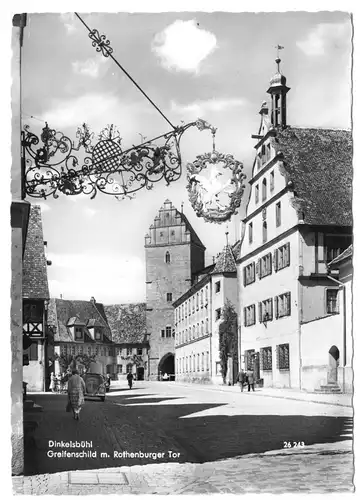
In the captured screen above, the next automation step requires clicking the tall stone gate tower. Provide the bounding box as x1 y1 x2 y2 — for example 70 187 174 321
145 199 205 380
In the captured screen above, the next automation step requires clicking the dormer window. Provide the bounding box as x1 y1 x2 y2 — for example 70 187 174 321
95 328 102 341
75 327 83 341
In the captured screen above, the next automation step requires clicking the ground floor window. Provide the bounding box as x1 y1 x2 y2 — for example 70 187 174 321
260 346 272 371
244 349 255 371
206 351 209 371
117 364 123 374
216 361 222 375
201 353 204 371
166 326 172 338
277 343 290 370
326 289 339 314
126 364 133 374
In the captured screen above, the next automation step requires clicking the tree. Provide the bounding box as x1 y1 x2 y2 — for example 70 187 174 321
218 300 238 384
54 352 97 374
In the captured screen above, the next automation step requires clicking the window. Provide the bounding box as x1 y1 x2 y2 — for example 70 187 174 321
249 222 253 244
161 329 165 338
277 343 290 370
127 347 132 356
197 354 200 371
165 251 171 264
75 327 83 340
160 231 163 237
215 281 221 293
115 364 122 374
95 328 102 341
261 144 266 164
206 318 209 333
166 293 173 302
326 289 339 314
259 253 272 279
244 304 256 327
200 290 204 306
255 184 259 204
274 243 290 271
270 170 274 192
137 348 143 356
60 344 67 355
259 298 273 323
243 262 255 286
260 347 272 371
276 202 281 227
27 342 38 361
201 321 204 336
95 346 99 355
206 351 209 371
71 345 76 355
244 349 255 371
262 222 267 243
196 293 199 309
170 230 175 236
201 353 204 371
275 292 291 318
215 308 222 321
192 296 195 312
262 178 267 202
126 364 132 374
166 326 172 338
267 144 272 163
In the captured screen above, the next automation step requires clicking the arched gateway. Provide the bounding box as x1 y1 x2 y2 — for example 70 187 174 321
158 352 175 381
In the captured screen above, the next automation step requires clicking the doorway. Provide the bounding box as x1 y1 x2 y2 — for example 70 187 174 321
328 345 340 383
137 367 144 380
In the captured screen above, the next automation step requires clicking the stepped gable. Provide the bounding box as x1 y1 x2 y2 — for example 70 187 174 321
104 303 147 344
22 205 49 299
271 127 352 226
48 298 112 342
212 244 237 274
328 244 353 268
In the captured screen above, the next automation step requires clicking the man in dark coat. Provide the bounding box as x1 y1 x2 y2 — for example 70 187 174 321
247 370 255 391
237 370 246 392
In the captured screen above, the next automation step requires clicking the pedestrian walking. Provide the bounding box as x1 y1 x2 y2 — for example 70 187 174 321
67 369 86 420
237 370 246 392
247 370 255 392
49 372 56 393
127 372 134 389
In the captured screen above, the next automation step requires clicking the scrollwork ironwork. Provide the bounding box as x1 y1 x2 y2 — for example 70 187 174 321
22 119 216 200
88 28 113 57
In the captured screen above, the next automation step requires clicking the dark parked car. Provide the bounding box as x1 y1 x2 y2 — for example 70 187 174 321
82 373 106 401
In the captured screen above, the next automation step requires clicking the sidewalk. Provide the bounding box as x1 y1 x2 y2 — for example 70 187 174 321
12 440 353 494
161 381 353 408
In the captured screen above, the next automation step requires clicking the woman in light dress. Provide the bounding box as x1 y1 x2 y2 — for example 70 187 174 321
67 369 86 420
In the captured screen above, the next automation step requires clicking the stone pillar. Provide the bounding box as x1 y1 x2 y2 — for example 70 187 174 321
11 13 28 476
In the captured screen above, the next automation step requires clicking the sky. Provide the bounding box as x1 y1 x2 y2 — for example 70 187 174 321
19 9 352 305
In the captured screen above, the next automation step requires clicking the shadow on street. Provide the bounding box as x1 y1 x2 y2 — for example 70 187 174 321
24 392 353 476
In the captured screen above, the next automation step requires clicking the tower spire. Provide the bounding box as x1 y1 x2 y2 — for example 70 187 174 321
267 46 290 129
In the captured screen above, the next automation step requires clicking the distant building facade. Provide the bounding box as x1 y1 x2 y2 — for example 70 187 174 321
145 199 205 380
22 205 51 392
174 244 238 384
48 299 149 380
237 58 352 392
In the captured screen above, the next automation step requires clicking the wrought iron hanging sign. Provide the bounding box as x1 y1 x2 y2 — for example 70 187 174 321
186 127 246 223
22 119 216 200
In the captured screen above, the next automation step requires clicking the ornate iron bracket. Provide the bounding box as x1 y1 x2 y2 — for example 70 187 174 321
22 118 216 200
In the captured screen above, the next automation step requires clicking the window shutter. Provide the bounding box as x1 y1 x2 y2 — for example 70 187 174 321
243 308 247 327
253 304 256 324
274 296 279 318
276 345 280 369
273 250 278 272
286 242 291 267
286 292 291 316
243 268 247 287
258 302 262 323
259 348 264 370
269 253 272 275
256 259 260 276
269 298 273 320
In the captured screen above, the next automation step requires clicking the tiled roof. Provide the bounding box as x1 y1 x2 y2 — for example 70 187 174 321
328 245 353 268
104 303 147 344
48 298 112 342
271 127 352 226
212 245 237 274
22 205 49 299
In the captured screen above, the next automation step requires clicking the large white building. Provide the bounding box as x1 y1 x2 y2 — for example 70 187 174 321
174 244 238 384
237 57 352 392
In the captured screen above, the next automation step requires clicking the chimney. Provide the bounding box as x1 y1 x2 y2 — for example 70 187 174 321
60 294 63 299
90 297 96 304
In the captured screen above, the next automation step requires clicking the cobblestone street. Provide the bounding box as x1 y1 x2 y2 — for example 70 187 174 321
14 381 353 493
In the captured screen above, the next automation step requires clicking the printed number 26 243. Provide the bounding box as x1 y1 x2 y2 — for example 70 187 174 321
283 441 305 448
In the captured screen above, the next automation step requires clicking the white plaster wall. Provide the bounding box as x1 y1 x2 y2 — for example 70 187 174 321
239 231 301 388
175 336 211 382
300 314 343 391
23 342 45 391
